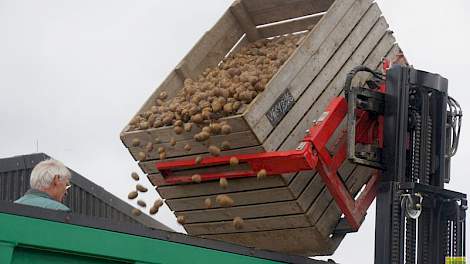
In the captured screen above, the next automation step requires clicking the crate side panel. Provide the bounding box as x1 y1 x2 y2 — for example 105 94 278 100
244 0 334 25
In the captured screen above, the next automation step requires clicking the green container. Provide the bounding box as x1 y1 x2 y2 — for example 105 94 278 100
0 203 323 264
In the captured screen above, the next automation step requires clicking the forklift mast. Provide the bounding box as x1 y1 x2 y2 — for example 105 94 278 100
156 63 466 263
373 65 466 264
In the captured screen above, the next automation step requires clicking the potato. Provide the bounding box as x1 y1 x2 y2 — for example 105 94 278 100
159 91 168 100
192 174 202 183
221 141 230 150
202 126 212 134
137 200 147 208
145 142 153 152
209 123 222 134
170 137 176 146
131 172 140 181
149 206 158 215
131 138 141 147
184 123 193 132
211 101 222 112
137 152 146 161
219 177 228 189
132 208 142 216
208 145 221 156
177 215 186 225
257 169 267 180
184 144 191 151
216 194 234 207
154 199 164 208
174 126 183 135
233 217 244 230
223 103 233 113
158 147 165 154
191 114 203 124
204 198 212 209
195 156 203 165
174 120 183 127
128 191 138 200
140 121 149 130
159 152 167 160
229 157 239 166
136 184 148 193
221 124 232 135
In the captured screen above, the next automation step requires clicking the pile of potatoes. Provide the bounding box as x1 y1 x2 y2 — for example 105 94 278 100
128 34 303 132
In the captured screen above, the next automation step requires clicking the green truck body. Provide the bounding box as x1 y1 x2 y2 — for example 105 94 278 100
0 202 325 264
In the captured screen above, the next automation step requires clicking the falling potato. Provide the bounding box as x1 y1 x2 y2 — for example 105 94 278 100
159 152 167 160
208 145 221 156
216 194 234 207
145 142 153 152
221 141 231 150
219 178 228 189
221 124 232 135
229 157 239 166
159 91 168 100
183 144 191 151
131 172 140 181
204 198 212 209
132 208 142 216
233 217 244 230
137 152 146 161
131 138 141 147
136 184 148 193
128 191 138 200
158 147 165 154
154 199 164 208
257 169 267 180
195 156 203 165
192 174 202 183
149 206 158 215
170 137 176 146
137 200 147 208
177 215 186 225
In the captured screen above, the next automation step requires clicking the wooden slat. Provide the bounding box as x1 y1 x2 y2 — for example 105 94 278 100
175 201 302 224
244 0 334 26
267 4 382 150
121 115 249 147
202 226 341 256
156 176 287 199
244 0 370 142
166 186 295 211
182 9 245 79
127 130 259 161
258 14 324 38
230 0 261 41
276 23 394 153
186 214 311 235
184 161 362 236
140 145 264 175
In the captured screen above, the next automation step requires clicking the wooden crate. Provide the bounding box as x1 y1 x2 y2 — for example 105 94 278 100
120 0 404 256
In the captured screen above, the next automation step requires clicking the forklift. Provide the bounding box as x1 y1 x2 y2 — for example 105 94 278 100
157 60 467 264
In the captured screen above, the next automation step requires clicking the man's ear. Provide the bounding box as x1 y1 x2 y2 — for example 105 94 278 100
52 175 60 186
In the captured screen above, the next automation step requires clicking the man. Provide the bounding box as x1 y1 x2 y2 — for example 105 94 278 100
15 159 72 211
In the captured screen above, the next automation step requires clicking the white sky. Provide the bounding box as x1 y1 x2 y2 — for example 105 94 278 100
0 0 469 262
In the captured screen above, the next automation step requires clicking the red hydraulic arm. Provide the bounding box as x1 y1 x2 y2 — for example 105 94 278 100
157 91 384 231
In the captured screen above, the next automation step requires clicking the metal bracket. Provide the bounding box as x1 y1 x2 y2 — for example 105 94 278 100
347 86 385 169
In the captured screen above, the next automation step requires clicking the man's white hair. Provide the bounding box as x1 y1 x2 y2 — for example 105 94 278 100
30 159 71 190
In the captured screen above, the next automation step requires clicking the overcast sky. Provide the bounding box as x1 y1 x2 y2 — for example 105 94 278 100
0 0 469 263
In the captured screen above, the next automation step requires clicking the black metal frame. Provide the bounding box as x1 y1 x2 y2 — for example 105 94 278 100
374 65 467 264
